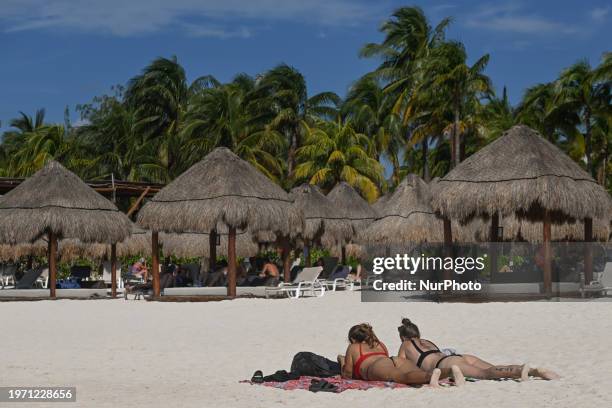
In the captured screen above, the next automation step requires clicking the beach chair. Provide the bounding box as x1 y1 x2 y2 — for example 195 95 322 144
1 264 18 288
321 265 353 291
101 261 123 290
35 266 49 288
16 267 44 289
580 262 612 297
265 266 324 299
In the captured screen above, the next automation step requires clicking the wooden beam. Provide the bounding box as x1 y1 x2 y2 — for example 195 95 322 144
152 231 160 297
110 243 117 298
584 217 593 284
282 239 291 283
543 211 552 296
126 186 151 217
227 227 237 297
48 231 57 299
443 217 453 281
209 229 217 273
489 212 499 283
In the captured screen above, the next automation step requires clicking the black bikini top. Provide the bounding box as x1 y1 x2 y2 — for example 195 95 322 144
410 338 442 368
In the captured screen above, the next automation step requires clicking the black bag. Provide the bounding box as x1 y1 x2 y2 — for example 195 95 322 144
290 352 341 377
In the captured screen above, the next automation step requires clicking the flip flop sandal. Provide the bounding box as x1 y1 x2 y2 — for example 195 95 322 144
251 370 264 384
309 379 338 393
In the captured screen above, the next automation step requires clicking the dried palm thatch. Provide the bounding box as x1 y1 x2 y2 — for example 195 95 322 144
0 161 132 244
431 125 612 223
161 230 259 259
359 174 443 245
0 226 151 262
137 148 303 237
326 182 377 241
372 193 391 216
290 184 352 245
462 216 609 243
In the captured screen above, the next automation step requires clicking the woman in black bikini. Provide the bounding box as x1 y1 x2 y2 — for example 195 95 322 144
397 318 560 380
339 323 464 387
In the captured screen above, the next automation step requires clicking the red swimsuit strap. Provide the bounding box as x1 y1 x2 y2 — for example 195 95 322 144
353 342 389 380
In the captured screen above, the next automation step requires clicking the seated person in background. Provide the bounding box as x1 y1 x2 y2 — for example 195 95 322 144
329 265 350 281
130 258 149 281
257 258 280 286
348 264 362 281
397 318 559 380
205 260 227 286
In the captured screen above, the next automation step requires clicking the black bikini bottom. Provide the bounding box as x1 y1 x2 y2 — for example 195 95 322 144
435 354 462 368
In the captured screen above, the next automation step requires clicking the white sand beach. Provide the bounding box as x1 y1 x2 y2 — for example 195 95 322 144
2 292 611 408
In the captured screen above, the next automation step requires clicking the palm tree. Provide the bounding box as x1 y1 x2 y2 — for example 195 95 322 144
125 56 213 180
480 87 515 142
253 64 341 184
181 74 286 183
360 6 451 180
294 120 384 202
342 75 402 185
7 124 84 177
554 59 611 175
429 41 492 167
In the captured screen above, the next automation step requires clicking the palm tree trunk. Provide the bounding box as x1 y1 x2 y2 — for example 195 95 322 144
287 129 298 179
453 106 461 168
584 108 593 176
422 139 430 182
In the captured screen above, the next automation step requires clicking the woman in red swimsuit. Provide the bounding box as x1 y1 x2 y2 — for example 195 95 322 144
339 323 462 387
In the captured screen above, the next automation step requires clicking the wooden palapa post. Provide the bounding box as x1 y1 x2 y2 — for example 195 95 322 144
209 229 217 272
110 243 117 297
227 226 237 297
542 211 552 296
48 231 57 298
282 240 292 283
584 218 593 284
303 243 311 267
443 218 453 281
151 231 160 297
489 212 499 283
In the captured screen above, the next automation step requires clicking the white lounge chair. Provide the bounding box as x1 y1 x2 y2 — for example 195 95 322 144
265 266 324 299
580 262 612 297
36 266 49 288
101 261 123 290
1 264 18 288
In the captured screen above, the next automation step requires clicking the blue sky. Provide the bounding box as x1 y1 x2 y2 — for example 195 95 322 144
0 0 610 132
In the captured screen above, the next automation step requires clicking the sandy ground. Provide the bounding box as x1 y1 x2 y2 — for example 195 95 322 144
2 292 611 408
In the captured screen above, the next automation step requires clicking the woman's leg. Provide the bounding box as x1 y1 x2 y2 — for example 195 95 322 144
367 358 438 386
461 354 494 369
439 357 527 380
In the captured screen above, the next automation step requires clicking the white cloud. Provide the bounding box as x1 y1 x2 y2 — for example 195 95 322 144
0 0 379 37
464 3 577 35
589 6 610 22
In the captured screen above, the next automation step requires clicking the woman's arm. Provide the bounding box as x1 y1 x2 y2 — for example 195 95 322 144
341 345 354 379
397 342 407 359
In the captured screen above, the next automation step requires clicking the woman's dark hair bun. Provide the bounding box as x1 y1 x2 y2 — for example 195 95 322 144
401 318 411 325
398 317 420 338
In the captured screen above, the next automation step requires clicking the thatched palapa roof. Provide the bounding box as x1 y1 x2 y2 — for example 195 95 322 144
372 193 391 216
0 161 132 244
327 182 376 240
432 125 612 223
137 148 303 237
161 230 259 259
290 184 352 246
359 174 443 245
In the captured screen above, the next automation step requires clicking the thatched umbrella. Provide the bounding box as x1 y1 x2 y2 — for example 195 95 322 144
0 161 132 297
431 125 612 294
327 182 377 263
290 184 352 266
161 230 259 259
137 147 303 296
372 193 391 217
360 174 443 245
